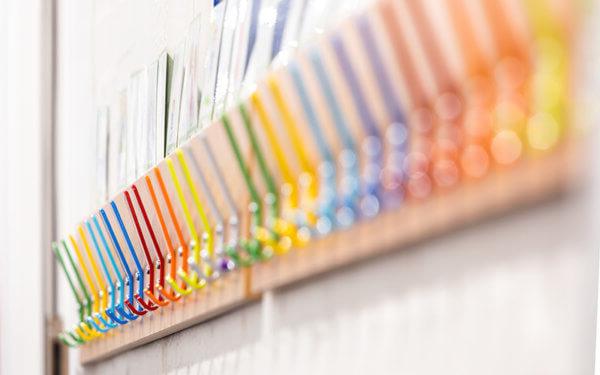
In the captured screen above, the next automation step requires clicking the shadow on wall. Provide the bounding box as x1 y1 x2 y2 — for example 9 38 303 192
83 177 598 375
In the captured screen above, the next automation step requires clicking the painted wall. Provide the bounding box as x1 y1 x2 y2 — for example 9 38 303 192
53 0 600 374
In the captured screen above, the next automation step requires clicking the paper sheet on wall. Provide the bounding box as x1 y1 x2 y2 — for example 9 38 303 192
193 0 214 128
126 73 140 181
156 52 168 159
199 0 228 125
225 0 251 108
178 18 201 146
241 0 279 96
165 42 186 155
116 89 128 191
146 60 159 169
271 0 308 66
213 0 240 118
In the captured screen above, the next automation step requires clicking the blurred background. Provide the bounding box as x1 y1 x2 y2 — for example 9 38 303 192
0 0 599 374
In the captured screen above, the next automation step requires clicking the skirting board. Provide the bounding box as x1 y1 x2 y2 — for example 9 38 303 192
79 141 580 365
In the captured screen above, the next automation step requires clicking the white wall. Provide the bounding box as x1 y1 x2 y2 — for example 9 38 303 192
53 1 600 374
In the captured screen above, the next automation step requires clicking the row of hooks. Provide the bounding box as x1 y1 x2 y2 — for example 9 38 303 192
54 0 570 348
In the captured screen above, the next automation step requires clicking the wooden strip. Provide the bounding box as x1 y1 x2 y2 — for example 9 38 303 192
79 271 248 364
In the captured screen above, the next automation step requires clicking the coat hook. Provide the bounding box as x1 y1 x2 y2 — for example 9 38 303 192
110 201 149 316
124 191 159 311
144 174 182 302
99 209 140 320
131 184 170 307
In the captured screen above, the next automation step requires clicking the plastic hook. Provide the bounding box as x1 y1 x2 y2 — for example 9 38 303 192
131 184 170 307
166 157 208 289
91 215 133 323
110 201 149 316
144 174 182 302
99 208 140 320
123 190 159 311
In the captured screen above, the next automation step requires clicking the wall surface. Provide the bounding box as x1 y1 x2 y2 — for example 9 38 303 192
54 0 600 374
0 0 47 373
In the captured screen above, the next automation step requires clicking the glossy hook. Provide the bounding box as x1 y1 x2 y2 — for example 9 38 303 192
78 226 117 329
145 174 183 302
185 146 236 274
69 234 107 333
238 103 294 255
123 190 159 311
92 215 134 323
110 201 149 316
145 176 181 302
131 184 170 307
330 33 383 218
306 50 361 229
85 220 122 327
153 167 194 296
201 138 252 268
166 157 208 289
52 242 89 345
221 113 269 261
175 149 222 280
59 240 101 340
286 61 341 233
99 208 140 321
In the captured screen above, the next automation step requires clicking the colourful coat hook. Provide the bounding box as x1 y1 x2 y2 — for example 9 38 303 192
174 150 217 275
185 146 235 273
153 167 194 296
238 104 294 255
68 236 101 322
78 226 118 329
99 209 139 321
377 0 433 199
60 240 99 337
131 185 170 307
60 239 102 342
176 148 235 277
356 14 407 204
145 174 183 302
165 157 208 290
286 61 344 232
124 190 159 311
305 50 362 229
249 91 299 221
522 0 567 151
330 33 382 218
92 215 132 324
52 242 88 346
110 201 149 316
443 0 493 179
479 0 528 166
249 88 310 245
404 0 464 189
261 78 320 223
85 220 125 325
265 78 320 241
221 114 269 261
200 138 252 268
266 75 319 205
